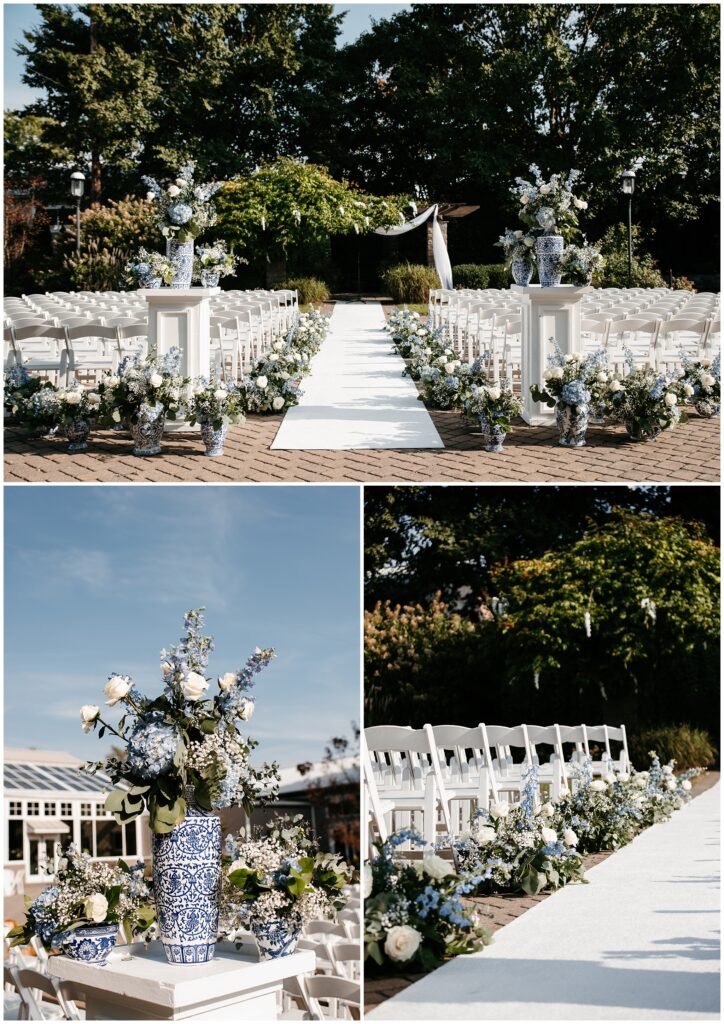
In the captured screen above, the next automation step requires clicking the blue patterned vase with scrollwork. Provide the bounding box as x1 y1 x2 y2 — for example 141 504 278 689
152 793 221 965
556 402 588 447
199 415 228 457
166 239 194 289
478 414 507 453
694 399 719 418
63 924 118 966
66 418 91 452
200 270 220 288
251 917 303 960
511 258 534 287
129 402 165 457
536 235 564 287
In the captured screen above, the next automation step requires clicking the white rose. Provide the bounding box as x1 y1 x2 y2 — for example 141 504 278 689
182 671 208 702
563 829 578 847
520 194 530 205
597 372 608 383
541 827 557 844
608 380 623 392
489 801 510 820
84 893 108 923
363 864 373 899
80 705 100 733
681 779 692 792
664 392 677 407
549 366 564 379
145 191 156 202
674 796 685 809
273 340 285 351
473 825 497 845
662 765 673 775
384 925 422 963
618 772 630 782
218 672 237 691
213 389 228 401
167 184 181 197
280 372 290 381
444 362 456 374
539 184 551 195
256 376 268 389
65 390 82 405
421 854 453 880
683 383 695 396
268 353 279 363
236 698 254 720
104 675 131 706
573 197 586 210
634 775 647 788
514 230 523 238
175 178 185 187
666 779 677 792
272 396 285 411
87 392 101 407
590 780 607 792
540 802 555 818
111 409 122 423
701 373 716 387
487 386 502 401
524 236 535 247
565 352 582 363
604 773 616 785
150 373 163 388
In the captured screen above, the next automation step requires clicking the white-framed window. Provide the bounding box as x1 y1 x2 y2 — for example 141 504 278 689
44 801 56 816
81 802 92 817
9 801 22 816
26 801 39 816
60 802 72 817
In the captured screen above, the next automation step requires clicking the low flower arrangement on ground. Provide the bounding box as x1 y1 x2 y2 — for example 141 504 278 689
364 831 492 972
80 607 280 833
606 352 683 440
244 307 331 413
675 354 720 417
7 844 155 950
220 815 354 953
188 379 247 431
98 349 188 428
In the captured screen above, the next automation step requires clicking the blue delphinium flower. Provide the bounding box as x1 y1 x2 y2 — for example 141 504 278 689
126 716 178 779
561 378 590 407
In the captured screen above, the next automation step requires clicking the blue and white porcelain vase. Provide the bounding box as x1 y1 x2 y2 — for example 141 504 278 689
63 924 118 966
152 793 221 965
694 399 719 418
251 917 302 961
479 414 507 453
129 402 165 457
625 419 661 442
199 416 228 457
66 418 91 452
556 403 588 447
166 239 194 289
200 270 220 288
536 235 564 287
511 258 534 287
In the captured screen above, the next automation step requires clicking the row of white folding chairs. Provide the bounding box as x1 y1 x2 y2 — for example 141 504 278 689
364 722 630 846
280 912 360 1019
4 322 150 383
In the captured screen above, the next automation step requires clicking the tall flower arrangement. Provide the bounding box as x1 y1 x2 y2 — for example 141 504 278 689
81 609 279 833
513 165 586 236
142 162 221 244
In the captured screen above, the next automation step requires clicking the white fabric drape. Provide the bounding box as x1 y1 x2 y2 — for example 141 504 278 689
373 204 453 290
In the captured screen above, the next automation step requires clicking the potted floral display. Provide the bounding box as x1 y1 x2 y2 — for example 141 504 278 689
52 384 102 452
245 353 303 414
557 242 604 286
464 378 522 451
6 845 154 967
189 378 247 456
80 608 279 965
4 366 52 426
193 240 242 288
676 354 720 417
124 248 178 289
496 228 537 286
98 349 188 456
606 357 683 441
142 162 221 287
385 307 430 359
222 815 354 960
512 166 587 286
365 831 491 972
530 342 596 446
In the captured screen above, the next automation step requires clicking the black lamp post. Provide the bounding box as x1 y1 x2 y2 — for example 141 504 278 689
70 171 85 255
621 168 636 287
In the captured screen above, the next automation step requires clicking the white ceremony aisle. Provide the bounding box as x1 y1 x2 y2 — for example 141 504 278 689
368 783 720 1021
271 302 444 449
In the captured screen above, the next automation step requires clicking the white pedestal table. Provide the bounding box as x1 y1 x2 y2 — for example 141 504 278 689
48 939 315 1020
512 283 591 424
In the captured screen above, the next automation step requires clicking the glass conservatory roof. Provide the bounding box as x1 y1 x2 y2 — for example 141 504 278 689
4 762 112 793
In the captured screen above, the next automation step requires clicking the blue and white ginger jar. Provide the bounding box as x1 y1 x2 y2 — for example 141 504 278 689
63 924 118 966
536 235 564 287
251 917 303 960
166 238 194 289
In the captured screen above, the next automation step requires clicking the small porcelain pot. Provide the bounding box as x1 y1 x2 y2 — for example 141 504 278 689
625 420 662 442
693 399 719 418
511 258 534 287
556 403 588 447
251 918 303 960
200 270 220 288
65 418 91 452
129 403 165 456
479 414 507 452
63 924 118 966
199 416 228 457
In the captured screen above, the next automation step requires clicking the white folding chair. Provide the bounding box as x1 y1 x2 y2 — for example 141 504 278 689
5 325 69 384
425 723 492 835
363 727 444 841
328 941 360 981
65 324 119 379
523 724 564 797
480 724 534 803
8 967 65 1020
299 975 360 1021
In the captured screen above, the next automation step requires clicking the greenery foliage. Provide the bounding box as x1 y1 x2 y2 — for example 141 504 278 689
595 223 667 288
382 263 440 303
280 277 331 305
452 264 510 289
628 725 717 771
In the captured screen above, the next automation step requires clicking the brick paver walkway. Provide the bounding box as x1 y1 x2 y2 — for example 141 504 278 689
4 406 719 483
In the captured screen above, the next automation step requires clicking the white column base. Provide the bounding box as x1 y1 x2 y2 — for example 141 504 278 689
512 284 590 424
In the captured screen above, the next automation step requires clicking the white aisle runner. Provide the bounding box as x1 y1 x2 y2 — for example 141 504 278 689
271 302 444 450
368 783 721 1020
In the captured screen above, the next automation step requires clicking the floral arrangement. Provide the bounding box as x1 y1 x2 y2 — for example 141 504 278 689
4 365 51 422
221 815 354 939
385 307 430 359
554 759 642 853
496 228 537 266
452 765 586 896
463 377 522 431
418 354 473 410
124 248 178 287
513 165 586 236
557 242 604 285
243 309 330 414
675 354 720 411
530 343 595 412
80 608 280 833
52 384 102 427
143 161 221 243
605 354 683 435
364 831 491 972
6 844 155 949
98 348 188 427
189 379 247 431
635 752 699 827
193 240 241 280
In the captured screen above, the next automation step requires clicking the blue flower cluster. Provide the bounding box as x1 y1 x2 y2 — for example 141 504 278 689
29 886 61 945
519 762 540 821
561 378 591 407
126 716 178 779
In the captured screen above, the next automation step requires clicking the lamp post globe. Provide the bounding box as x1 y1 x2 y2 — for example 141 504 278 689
70 171 85 255
621 169 636 288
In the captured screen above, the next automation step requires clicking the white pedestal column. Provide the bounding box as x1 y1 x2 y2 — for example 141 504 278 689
139 287 219 432
48 940 316 1020
512 284 590 425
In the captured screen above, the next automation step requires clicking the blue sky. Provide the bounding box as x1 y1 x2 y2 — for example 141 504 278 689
4 486 361 771
4 3 412 110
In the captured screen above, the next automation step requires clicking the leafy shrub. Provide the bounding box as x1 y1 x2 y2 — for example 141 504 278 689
280 277 330 304
595 223 666 288
671 275 696 291
382 263 440 303
452 263 510 289
629 725 716 771
62 241 129 291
